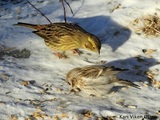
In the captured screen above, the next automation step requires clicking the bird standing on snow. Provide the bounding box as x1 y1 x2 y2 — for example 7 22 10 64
14 22 101 58
66 65 140 97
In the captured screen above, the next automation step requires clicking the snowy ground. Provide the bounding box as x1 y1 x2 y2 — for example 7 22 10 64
0 0 160 119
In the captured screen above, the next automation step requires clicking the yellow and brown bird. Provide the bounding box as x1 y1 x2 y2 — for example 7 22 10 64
66 65 140 97
14 22 101 58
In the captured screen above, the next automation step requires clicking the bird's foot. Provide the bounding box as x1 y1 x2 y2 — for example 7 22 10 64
72 49 82 56
67 89 77 95
68 87 81 94
53 52 67 59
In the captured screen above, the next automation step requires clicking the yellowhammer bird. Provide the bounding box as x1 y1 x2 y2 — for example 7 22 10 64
66 65 140 97
14 22 101 58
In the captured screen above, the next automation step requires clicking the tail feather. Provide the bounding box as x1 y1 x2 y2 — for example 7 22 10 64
103 67 129 76
118 80 140 89
13 22 38 29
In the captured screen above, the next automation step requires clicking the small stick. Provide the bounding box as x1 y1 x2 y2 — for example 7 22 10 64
61 0 67 23
27 0 52 24
64 0 74 16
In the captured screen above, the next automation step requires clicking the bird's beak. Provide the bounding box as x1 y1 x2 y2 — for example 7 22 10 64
97 50 100 55
95 50 100 55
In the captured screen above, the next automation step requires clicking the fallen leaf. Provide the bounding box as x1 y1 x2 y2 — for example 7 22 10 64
10 115 18 120
156 110 160 115
142 49 156 54
20 81 29 86
127 105 137 109
81 110 94 118
61 113 69 118
116 99 125 106
0 101 4 106
54 115 60 120
0 74 10 81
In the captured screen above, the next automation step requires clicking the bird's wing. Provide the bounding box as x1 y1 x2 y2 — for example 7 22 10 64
102 66 128 76
78 66 109 86
80 65 104 78
118 80 140 89
33 30 61 45
54 22 87 33
79 66 128 85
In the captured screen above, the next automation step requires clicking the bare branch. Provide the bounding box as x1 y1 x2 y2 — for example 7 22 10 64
61 0 67 23
27 0 52 24
64 0 74 16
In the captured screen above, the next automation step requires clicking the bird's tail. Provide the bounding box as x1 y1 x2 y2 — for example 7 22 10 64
103 66 129 76
118 80 140 89
13 22 38 29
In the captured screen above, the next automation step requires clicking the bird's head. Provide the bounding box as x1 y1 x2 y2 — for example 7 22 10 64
66 68 78 87
83 34 101 54
66 68 82 92
66 75 73 87
66 67 82 87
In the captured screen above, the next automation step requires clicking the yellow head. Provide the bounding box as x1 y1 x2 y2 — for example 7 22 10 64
83 34 101 54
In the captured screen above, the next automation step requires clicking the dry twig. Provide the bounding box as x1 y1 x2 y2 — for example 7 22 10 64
64 0 74 15
61 0 74 22
61 0 66 22
27 0 74 23
27 0 52 24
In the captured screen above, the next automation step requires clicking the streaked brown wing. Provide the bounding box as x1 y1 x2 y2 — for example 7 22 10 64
32 23 89 50
80 66 103 79
32 24 61 44
53 22 87 33
102 66 128 76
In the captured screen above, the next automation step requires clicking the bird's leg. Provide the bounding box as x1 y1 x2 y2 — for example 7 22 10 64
69 89 76 93
68 87 81 94
67 89 77 95
53 51 67 58
72 49 82 55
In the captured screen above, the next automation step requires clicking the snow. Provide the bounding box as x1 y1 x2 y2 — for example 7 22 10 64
0 0 160 119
